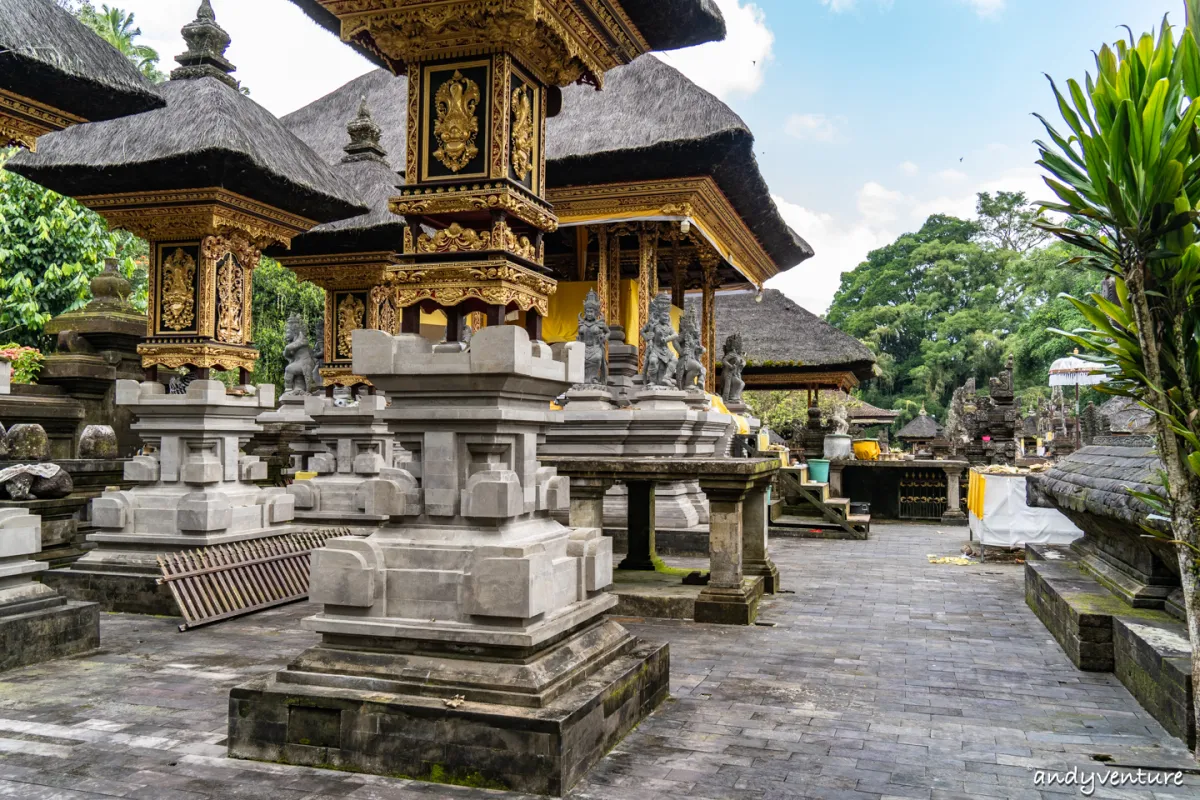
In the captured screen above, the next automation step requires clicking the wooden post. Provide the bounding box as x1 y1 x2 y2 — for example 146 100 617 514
607 227 622 331
596 223 609 322
400 304 420 334
619 480 656 571
637 223 658 369
445 305 462 342
699 247 721 394
575 226 589 282
671 233 685 309
485 303 506 327
524 309 542 342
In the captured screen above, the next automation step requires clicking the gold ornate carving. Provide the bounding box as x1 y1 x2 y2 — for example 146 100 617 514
491 219 537 261
336 293 366 359
278 252 395 290
550 177 780 288
743 370 859 392
76 188 313 246
417 222 491 253
215 254 245 343
0 87 85 150
369 284 401 334
391 184 557 232
160 248 197 331
510 84 534 181
320 367 373 388
385 259 555 317
491 53 510 180
322 0 650 88
138 341 258 373
406 67 420 184
432 70 481 172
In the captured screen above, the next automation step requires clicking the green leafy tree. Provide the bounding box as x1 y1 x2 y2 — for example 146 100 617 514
0 149 145 347
248 259 325 395
1035 8 1200 754
974 191 1051 253
75 3 164 82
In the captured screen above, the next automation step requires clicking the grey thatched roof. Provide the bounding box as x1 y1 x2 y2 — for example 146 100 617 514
549 55 812 271
0 0 164 122
6 76 366 224
692 289 876 381
282 57 811 271
1100 396 1155 435
285 0 725 68
1030 438 1169 536
282 159 406 256
897 411 943 440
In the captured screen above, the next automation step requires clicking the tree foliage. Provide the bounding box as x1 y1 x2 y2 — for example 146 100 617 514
73 2 164 82
0 149 147 347
248 259 325 395
826 192 1098 418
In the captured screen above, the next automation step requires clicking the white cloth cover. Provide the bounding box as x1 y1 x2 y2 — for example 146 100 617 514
0 463 61 483
969 474 1082 547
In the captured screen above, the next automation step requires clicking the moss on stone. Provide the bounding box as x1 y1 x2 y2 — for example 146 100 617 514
1062 590 1173 622
651 554 702 578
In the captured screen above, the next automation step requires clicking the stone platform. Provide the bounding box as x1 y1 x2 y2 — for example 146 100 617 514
1025 543 1195 748
608 568 764 621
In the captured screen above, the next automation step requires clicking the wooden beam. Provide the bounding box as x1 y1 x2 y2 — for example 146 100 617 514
575 225 589 282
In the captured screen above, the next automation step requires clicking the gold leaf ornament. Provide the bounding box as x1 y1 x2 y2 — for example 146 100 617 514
337 294 366 359
510 84 534 180
216 254 245 343
433 70 481 172
160 248 197 331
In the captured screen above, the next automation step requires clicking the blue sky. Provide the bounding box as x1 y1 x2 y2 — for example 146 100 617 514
110 0 1180 312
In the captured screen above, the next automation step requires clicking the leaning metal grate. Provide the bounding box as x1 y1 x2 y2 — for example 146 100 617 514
157 528 348 631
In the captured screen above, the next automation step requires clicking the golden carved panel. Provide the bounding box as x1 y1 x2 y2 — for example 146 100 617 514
336 292 366 359
76 188 314 246
432 70 481 172
138 342 259 373
159 248 197 332
490 53 510 180
382 259 555 316
278 252 395 289
0 88 84 150
319 0 650 88
391 183 556 232
510 84 534 181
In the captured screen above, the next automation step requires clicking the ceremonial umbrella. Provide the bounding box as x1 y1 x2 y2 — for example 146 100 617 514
1049 350 1111 444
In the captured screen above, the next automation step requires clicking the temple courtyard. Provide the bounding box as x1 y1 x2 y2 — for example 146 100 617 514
0 524 1192 800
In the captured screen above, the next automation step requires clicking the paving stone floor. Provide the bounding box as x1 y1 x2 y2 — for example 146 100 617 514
1 523 1197 800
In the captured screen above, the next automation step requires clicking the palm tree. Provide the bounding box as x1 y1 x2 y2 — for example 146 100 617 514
76 4 164 82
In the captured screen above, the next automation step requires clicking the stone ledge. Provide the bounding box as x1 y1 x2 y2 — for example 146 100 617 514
0 600 100 673
41 567 178 616
227 638 669 796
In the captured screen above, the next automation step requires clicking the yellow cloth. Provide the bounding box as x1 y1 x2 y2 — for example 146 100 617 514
543 279 684 348
967 470 986 518
295 471 317 481
708 393 751 435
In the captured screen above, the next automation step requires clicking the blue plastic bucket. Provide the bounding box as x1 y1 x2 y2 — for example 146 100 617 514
807 458 830 483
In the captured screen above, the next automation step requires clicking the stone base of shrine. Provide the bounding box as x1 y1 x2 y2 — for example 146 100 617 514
0 596 99 673
41 563 177 616
226 620 669 796
602 525 710 556
1025 544 1195 748
606 570 763 623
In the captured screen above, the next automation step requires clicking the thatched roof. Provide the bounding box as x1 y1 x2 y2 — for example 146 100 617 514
693 289 875 382
897 411 943 440
6 76 366 224
1029 437 1169 536
549 55 811 271
285 0 726 69
282 57 811 271
1100 396 1155 435
0 0 164 124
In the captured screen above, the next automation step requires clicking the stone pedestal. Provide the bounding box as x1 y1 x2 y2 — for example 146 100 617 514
694 482 761 625
250 391 321 483
228 326 668 795
0 509 98 673
43 379 297 614
286 394 415 532
741 484 779 593
940 465 967 525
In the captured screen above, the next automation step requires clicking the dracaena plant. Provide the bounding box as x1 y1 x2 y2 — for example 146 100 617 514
1035 8 1200 757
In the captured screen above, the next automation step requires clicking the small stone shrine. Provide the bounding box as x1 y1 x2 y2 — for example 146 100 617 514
228 0 724 791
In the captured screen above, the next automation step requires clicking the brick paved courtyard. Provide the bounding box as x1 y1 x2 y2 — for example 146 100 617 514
0 523 1196 800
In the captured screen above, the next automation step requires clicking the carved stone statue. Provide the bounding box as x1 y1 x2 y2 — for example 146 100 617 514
721 333 746 404
576 289 609 385
640 293 678 388
282 314 316 396
945 384 969 457
830 402 850 436
674 305 706 391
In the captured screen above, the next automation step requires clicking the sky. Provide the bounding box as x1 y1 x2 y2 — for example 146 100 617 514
100 0 1181 314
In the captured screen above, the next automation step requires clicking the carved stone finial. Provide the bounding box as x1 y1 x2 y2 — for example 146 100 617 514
88 257 133 309
171 0 239 89
342 95 389 164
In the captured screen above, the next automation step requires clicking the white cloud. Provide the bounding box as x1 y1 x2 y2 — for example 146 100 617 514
910 165 1047 222
936 168 968 183
822 0 1002 17
900 161 920 176
785 113 842 142
655 0 774 100
820 0 859 10
767 195 896 315
856 181 909 223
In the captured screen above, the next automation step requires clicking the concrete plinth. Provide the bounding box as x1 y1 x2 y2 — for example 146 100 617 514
0 509 99 672
49 379 298 613
229 326 667 794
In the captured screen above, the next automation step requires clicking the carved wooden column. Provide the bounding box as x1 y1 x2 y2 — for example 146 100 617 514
671 231 686 309
607 227 622 329
637 223 658 369
698 246 721 394
595 223 610 322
